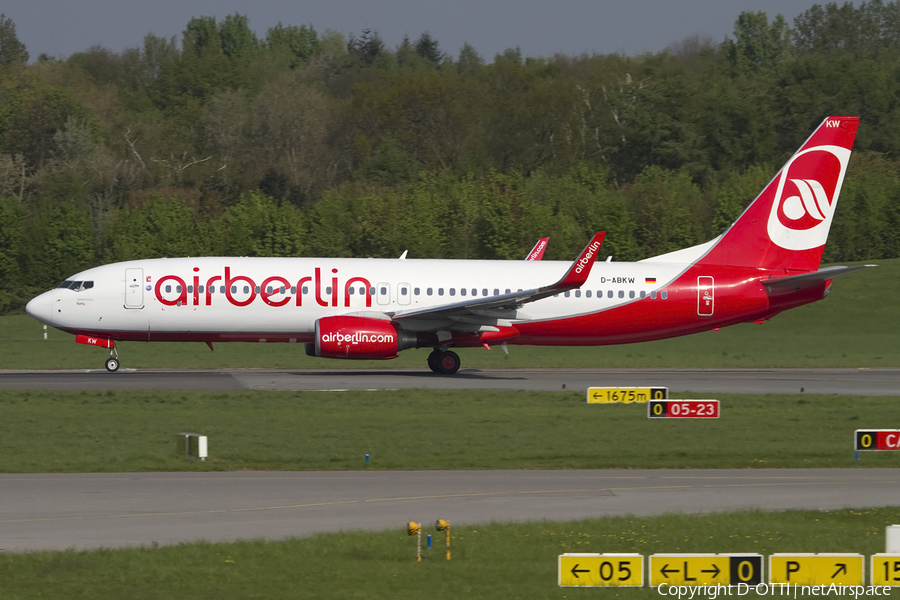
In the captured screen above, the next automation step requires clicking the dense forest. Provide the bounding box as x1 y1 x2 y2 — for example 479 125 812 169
1 2 900 313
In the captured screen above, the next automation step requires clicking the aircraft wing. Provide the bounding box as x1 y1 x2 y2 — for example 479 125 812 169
761 264 876 290
389 232 604 328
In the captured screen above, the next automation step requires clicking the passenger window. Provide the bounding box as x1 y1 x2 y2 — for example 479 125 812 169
176 286 183 293
494 289 499 296
586 290 592 298
348 287 355 295
607 290 613 299
460 288 467 296
414 288 420 295
482 289 488 296
575 290 581 298
438 288 444 296
267 286 273 294
401 287 408 296
450 288 456 296
220 286 226 293
210 286 215 294
629 290 635 299
640 291 646 299
280 286 285 294
187 286 193 293
165 285 172 293
662 291 668 299
618 290 624 299
291 286 296 294
427 288 433 296
472 289 477 296
564 291 570 297
304 286 311 294
369 287 375 295
379 286 386 295
199 286 204 293
243 286 250 294
359 287 366 295
505 289 511 294
651 290 657 299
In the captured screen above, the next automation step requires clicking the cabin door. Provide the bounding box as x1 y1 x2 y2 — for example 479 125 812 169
697 276 714 317
125 268 144 308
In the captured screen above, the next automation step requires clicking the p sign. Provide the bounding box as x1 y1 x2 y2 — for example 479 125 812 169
855 429 900 451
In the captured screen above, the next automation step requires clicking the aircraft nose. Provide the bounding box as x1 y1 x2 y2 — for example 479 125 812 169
25 291 53 325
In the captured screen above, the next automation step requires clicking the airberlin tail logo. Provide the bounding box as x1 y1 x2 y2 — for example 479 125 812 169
766 145 851 251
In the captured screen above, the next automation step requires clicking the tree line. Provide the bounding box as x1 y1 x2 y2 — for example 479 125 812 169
1 3 900 312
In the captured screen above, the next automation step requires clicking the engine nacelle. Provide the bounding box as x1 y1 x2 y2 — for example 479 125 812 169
307 315 416 360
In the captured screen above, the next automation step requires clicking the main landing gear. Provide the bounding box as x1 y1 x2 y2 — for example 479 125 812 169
427 349 460 375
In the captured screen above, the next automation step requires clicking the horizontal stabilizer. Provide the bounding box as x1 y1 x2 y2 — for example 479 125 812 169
761 265 876 289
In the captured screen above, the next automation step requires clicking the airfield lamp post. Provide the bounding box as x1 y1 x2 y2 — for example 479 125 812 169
407 522 422 562
436 519 450 560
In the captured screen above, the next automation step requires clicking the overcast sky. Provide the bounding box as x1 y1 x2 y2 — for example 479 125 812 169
6 0 830 61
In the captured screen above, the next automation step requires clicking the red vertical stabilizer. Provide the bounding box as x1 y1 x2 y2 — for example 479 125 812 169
697 116 859 273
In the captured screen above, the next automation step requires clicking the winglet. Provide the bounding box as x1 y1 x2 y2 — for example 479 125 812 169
554 232 605 290
525 237 549 261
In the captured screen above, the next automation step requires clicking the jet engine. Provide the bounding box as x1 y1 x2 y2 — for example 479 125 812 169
306 315 417 359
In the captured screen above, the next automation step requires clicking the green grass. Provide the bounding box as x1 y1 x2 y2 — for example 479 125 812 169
2 258 898 370
0 389 896 472
1 508 898 599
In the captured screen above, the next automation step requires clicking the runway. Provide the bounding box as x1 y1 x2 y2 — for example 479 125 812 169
0 367 898 395
2 469 898 552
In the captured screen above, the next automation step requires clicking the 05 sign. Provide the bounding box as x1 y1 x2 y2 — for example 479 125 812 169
648 400 719 419
559 554 643 587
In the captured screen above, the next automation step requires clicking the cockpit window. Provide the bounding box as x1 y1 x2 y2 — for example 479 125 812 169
57 280 93 292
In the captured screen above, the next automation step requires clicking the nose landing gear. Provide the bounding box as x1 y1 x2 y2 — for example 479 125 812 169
427 349 460 375
105 346 120 372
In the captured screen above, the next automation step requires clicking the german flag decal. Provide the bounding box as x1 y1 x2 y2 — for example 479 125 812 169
645 277 657 284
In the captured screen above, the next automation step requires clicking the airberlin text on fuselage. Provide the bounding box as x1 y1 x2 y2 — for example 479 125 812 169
153 267 372 308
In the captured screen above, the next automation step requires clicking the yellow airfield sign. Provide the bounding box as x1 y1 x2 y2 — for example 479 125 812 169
650 554 762 587
769 554 864 586
558 553 643 587
871 554 900 586
587 387 667 404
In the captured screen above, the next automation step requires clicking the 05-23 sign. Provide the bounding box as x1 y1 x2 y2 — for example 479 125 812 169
649 400 719 419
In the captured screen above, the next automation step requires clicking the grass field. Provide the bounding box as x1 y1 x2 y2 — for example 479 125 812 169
1 389 897 472
1 258 896 370
1 508 898 599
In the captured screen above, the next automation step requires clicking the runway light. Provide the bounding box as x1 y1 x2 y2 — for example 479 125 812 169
436 519 451 560
407 522 422 562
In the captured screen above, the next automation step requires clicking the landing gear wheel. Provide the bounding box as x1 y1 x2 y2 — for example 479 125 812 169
436 350 460 375
427 350 442 373
105 357 119 372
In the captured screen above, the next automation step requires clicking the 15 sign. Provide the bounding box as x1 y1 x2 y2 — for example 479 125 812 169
648 400 719 419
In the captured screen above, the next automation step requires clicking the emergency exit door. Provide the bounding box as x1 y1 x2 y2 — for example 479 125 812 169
125 268 144 308
697 276 714 316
